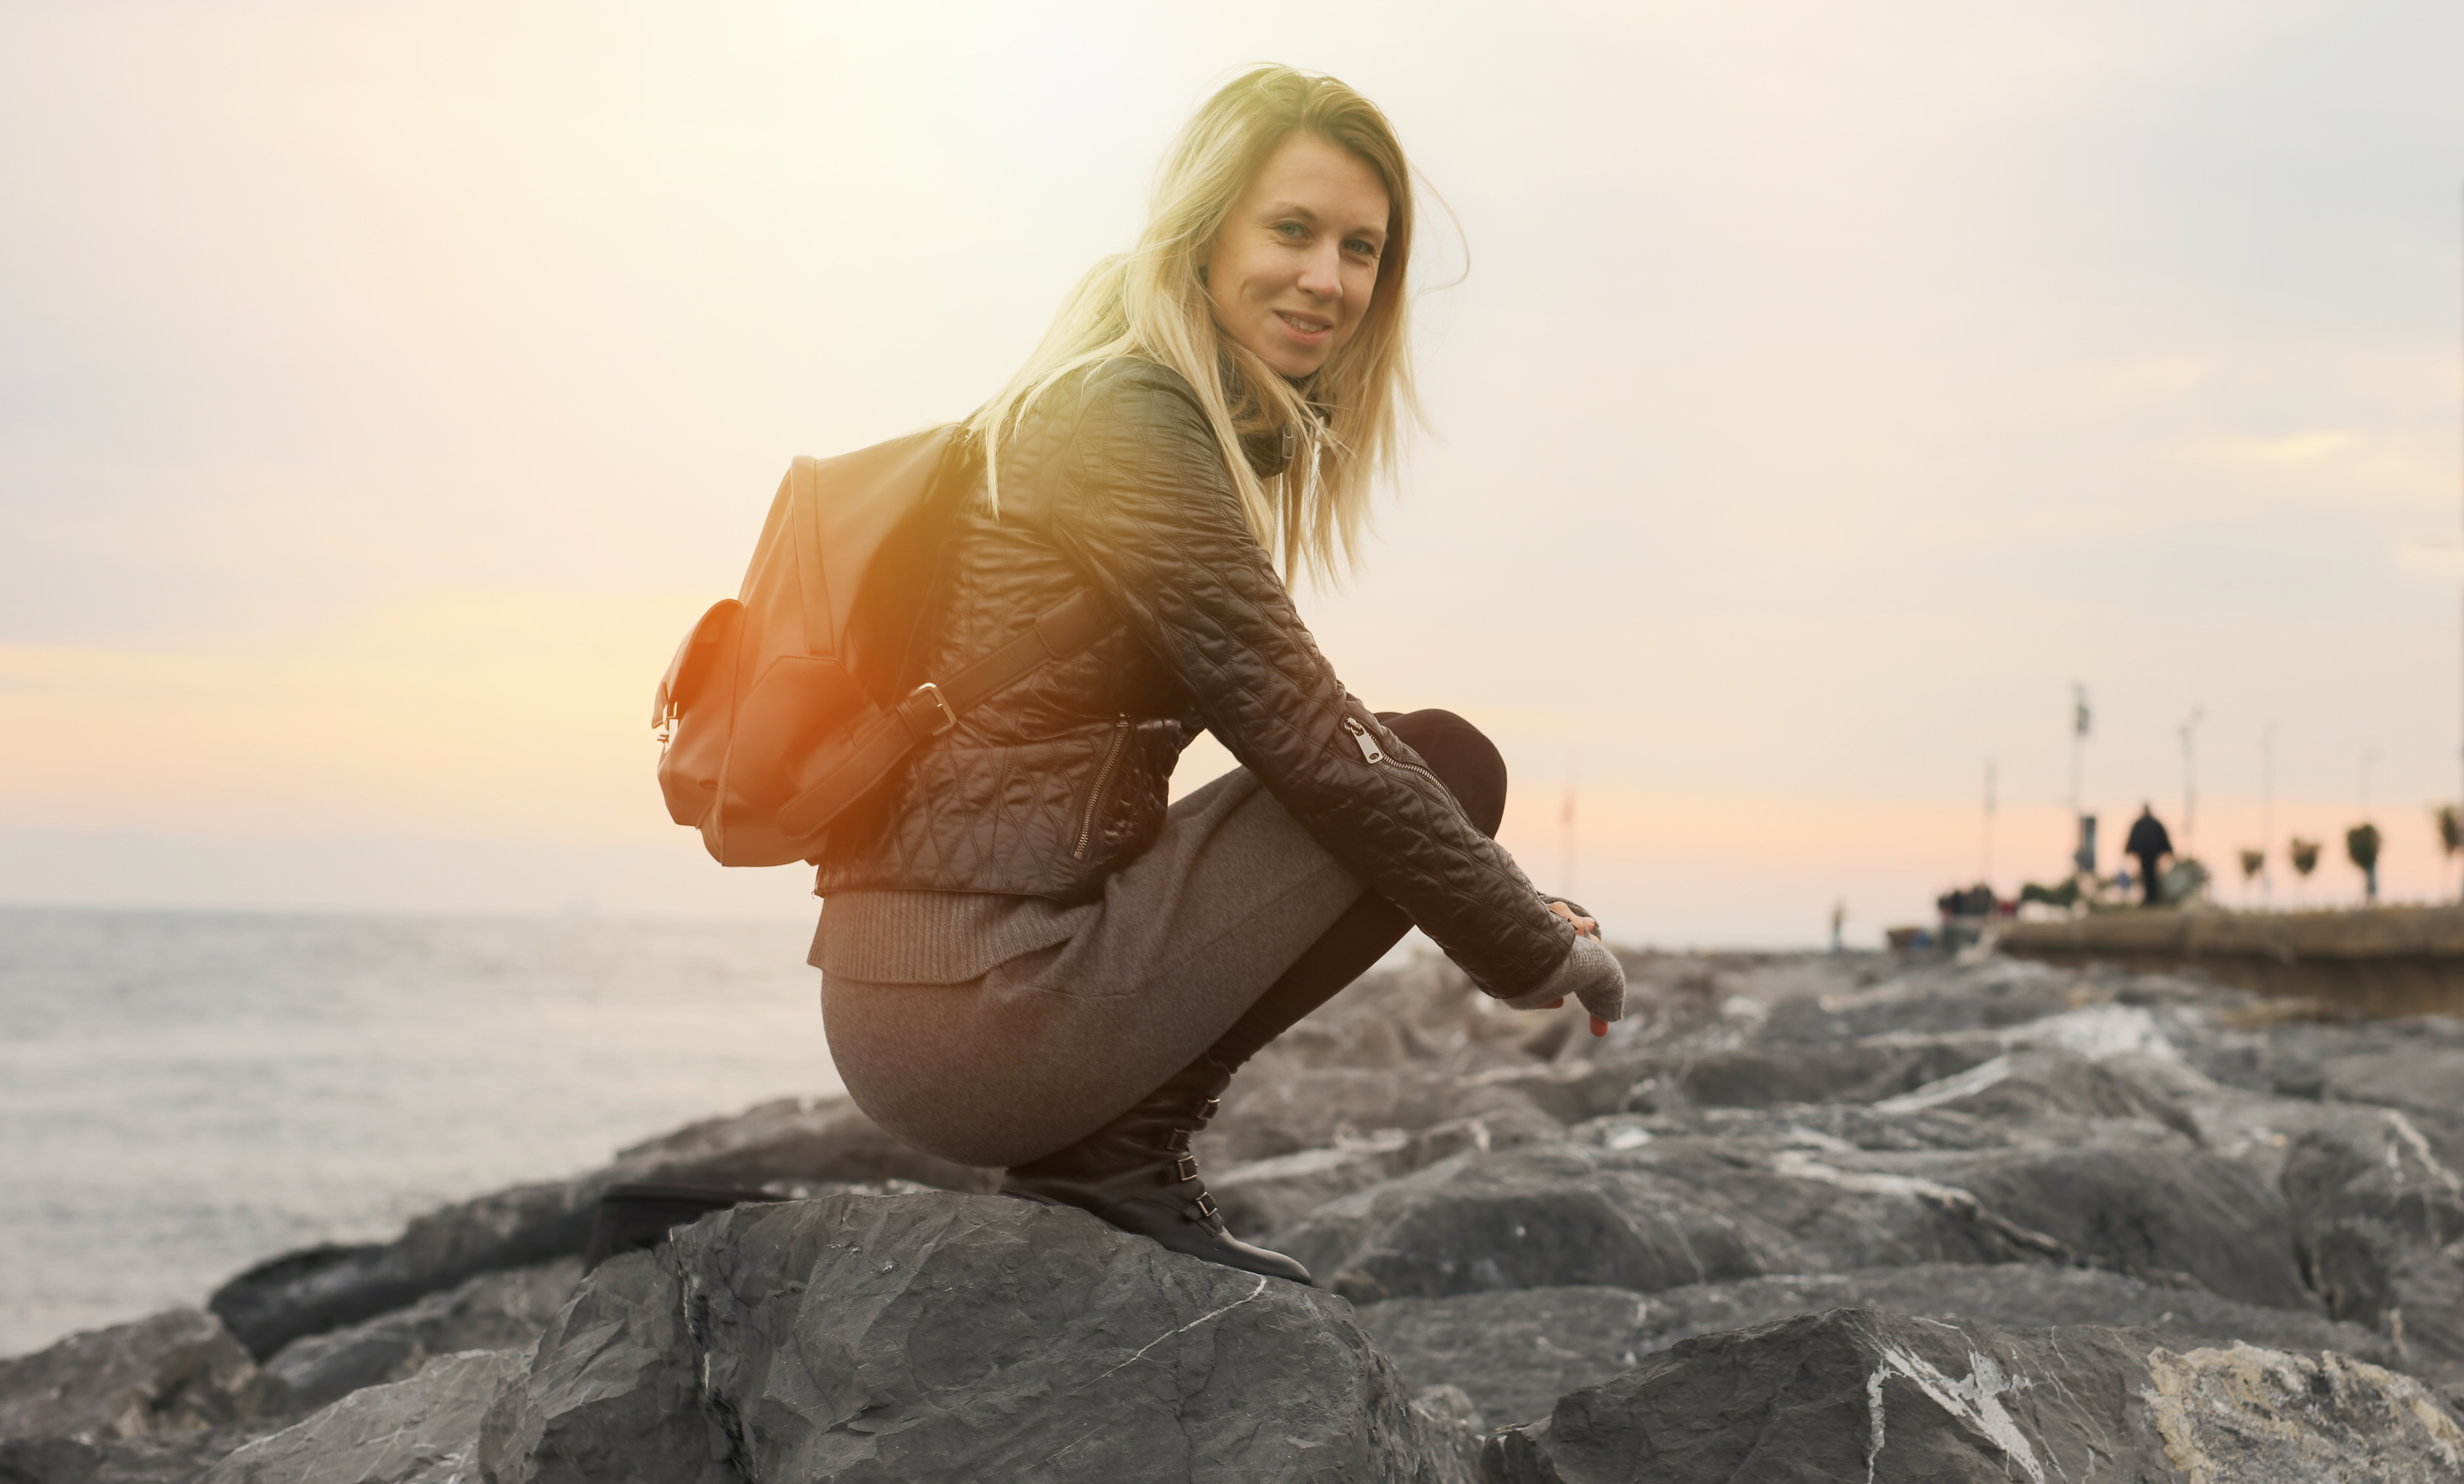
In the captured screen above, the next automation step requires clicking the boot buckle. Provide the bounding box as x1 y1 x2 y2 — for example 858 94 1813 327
1172 1154 1198 1183
1199 1097 1221 1121
1190 1190 1219 1221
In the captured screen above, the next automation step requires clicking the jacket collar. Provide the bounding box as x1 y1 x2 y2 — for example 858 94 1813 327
1221 355 1299 479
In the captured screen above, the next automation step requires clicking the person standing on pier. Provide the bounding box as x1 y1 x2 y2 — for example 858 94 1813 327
2125 804 2174 907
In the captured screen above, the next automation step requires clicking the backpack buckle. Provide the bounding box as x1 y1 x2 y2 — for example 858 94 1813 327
907 682 959 737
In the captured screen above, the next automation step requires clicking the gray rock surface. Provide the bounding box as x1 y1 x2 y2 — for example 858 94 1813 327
480 1190 1473 1484
1481 1308 2464 1483
1360 1263 2390 1431
0 1310 284 1445
0 1437 101 1484
2281 1104 2464 1364
1753 956 2086 1044
1359 1287 1654 1429
1271 1139 1992 1304
1630 1036 2000 1111
2320 1043 2464 1117
1270 1130 2309 1308
201 1350 521 1484
1211 1107 1567 1237
2187 1011 2464 1102
209 1095 994 1359
34 948 2464 1481
1198 1064 1572 1168
264 1259 580 1412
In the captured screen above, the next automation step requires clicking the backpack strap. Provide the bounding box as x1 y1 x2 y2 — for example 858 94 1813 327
774 589 1111 844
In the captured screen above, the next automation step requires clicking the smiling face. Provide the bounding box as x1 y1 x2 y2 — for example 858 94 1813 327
1201 131 1392 381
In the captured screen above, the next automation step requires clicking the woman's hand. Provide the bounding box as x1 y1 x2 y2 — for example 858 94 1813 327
1524 901 1621 1036
1546 900 1600 939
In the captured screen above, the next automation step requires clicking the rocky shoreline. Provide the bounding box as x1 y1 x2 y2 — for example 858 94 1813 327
6 949 2464 1481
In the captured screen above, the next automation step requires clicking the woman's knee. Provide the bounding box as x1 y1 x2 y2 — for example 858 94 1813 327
1380 708 1507 837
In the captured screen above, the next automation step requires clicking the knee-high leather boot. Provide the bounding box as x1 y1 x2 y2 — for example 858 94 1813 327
1002 1057 1311 1284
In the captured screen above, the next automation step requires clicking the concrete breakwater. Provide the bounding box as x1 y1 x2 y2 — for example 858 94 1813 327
5 949 2464 1480
2002 903 2464 1017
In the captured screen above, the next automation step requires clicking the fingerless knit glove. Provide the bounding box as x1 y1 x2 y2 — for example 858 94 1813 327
1498 933 1626 1024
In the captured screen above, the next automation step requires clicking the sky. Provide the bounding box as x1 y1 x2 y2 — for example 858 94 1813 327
5 0 2464 945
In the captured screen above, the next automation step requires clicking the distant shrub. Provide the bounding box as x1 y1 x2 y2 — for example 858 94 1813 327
2347 822 2382 905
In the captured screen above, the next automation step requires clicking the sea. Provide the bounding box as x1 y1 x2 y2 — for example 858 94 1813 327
0 906 842 1358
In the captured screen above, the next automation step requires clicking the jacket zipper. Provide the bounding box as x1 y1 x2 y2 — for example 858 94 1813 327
1344 714 1475 829
1073 717 1132 859
1343 716 1385 764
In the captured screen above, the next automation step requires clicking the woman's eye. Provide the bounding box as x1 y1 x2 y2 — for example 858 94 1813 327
1345 239 1379 258
1276 221 1308 240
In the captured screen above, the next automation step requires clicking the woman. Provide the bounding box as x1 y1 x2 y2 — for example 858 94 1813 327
810 66 1626 1284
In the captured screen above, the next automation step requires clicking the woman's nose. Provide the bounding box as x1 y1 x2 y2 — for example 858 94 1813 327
1296 243 1343 301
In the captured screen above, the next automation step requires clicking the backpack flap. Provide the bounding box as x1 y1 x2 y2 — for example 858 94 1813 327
653 598 744 827
707 652 876 865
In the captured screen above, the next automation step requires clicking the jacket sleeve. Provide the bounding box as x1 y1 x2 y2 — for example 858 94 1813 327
1035 362 1576 999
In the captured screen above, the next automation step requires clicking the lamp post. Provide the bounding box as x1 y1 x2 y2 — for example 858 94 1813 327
1981 758 1997 889
2179 705 2203 858
2070 684 2094 880
2260 721 2276 908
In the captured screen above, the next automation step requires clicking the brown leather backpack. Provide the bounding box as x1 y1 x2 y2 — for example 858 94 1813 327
652 428 1102 867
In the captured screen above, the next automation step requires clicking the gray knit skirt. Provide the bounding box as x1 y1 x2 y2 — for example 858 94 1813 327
813 766 1367 1168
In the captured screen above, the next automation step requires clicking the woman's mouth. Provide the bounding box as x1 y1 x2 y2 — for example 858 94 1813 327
1274 310 1333 343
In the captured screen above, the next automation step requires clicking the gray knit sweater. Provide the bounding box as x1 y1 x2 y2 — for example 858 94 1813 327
808 890 1092 985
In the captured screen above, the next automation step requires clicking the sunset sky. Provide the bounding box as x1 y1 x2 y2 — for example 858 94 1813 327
6 0 2464 944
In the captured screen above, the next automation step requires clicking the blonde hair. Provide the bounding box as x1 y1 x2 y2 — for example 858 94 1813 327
968 65 1420 587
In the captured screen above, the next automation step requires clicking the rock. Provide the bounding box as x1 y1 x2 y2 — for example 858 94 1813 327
264 1259 582 1412
0 1310 285 1445
199 1350 520 1484
1404 1384 1487 1477
475 1244 723 1484
1756 957 2086 1044
1910 1143 2314 1309
1627 1262 2385 1367
1273 1139 2000 1304
1244 955 1548 1075
1481 1308 2464 1483
2092 1050 2357 1187
1574 1103 2029 1155
0 1437 99 1484
207 1183 595 1364
1453 1061 1643 1125
2188 1013 2464 1102
1212 1108 1566 1237
1199 1064 1570 1168
1869 1046 2198 1138
1272 1132 2311 1309
1210 1131 1419 1237
1633 1037 2000 1112
1627 1003 2194 1123
1360 1262 2392 1434
210 1094 995 1359
2321 1045 2464 1117
2144 1341 2464 1481
1358 1287 1654 1429
5 1429 263 1484
2281 1106 2464 1363
479 1190 1474 1484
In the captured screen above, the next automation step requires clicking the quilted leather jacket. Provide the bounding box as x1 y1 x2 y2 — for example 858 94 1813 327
811 357 1577 1000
